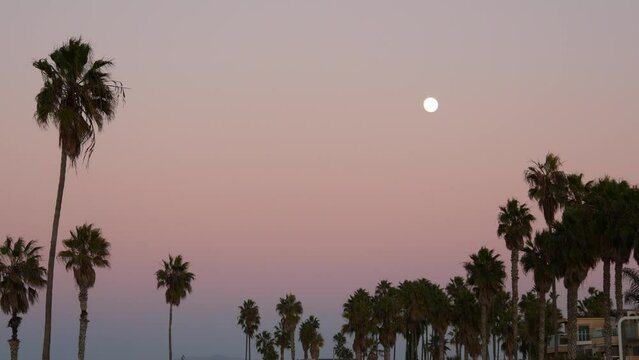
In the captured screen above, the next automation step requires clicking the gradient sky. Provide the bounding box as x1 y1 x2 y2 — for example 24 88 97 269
2 1 639 359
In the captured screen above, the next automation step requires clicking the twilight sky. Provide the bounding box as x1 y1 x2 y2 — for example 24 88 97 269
1 1 639 359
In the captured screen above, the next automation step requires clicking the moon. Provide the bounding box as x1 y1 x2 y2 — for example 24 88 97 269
423 97 438 113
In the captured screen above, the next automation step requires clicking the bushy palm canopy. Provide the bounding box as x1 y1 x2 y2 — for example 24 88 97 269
623 268 639 308
256 331 279 360
58 224 110 289
498 198 535 251
276 294 304 334
553 206 598 288
524 153 567 226
464 247 506 306
578 287 607 317
342 288 374 355
0 237 47 316
521 232 555 295
274 322 291 351
238 299 261 338
33 37 125 163
373 280 402 350
299 316 320 356
155 255 195 306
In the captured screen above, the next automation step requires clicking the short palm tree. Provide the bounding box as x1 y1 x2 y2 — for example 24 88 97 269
497 197 535 360
0 237 47 360
342 288 374 360
521 231 555 360
309 333 323 360
554 207 598 360
524 152 567 357
276 294 303 360
464 247 506 360
238 299 261 360
623 268 639 308
299 316 321 360
33 38 125 360
274 321 291 360
256 331 279 360
155 255 195 360
57 224 111 360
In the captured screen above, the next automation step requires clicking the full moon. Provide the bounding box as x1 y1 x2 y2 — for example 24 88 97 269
423 97 438 113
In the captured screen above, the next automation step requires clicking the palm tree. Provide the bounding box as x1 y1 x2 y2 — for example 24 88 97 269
0 237 47 360
497 198 535 360
623 268 639 309
238 299 261 360
276 294 303 360
256 331 279 360
333 332 354 360
464 247 506 360
342 288 374 360
274 322 291 360
447 277 478 360
310 333 324 360
155 255 195 360
57 224 111 360
373 281 402 360
554 206 598 360
521 232 555 360
524 152 567 357
33 38 125 360
427 284 451 360
299 316 320 360
578 287 607 317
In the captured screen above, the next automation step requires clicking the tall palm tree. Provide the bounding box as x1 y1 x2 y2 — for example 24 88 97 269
299 316 320 360
397 280 430 360
447 277 479 360
276 294 303 360
427 284 451 360
464 247 506 360
524 152 567 357
274 322 291 360
373 281 402 360
521 232 555 360
0 237 47 360
554 206 598 360
342 288 374 360
238 299 261 360
57 224 111 360
497 198 535 360
33 38 125 360
155 255 195 360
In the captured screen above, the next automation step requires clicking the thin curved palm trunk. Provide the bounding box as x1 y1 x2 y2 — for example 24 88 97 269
78 287 89 360
511 249 519 360
42 149 67 360
603 259 612 358
249 337 252 360
481 303 488 360
245 335 248 360
10 312 20 360
169 304 173 360
566 284 578 360
615 260 624 318
279 345 284 360
538 292 546 360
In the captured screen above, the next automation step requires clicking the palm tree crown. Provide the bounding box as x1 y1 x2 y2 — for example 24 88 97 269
33 37 125 163
155 255 195 306
58 224 111 289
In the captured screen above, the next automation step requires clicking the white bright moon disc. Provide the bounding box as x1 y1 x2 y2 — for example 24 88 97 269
423 97 438 113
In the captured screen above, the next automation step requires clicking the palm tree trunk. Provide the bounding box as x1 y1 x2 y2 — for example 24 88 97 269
603 259 612 358
280 345 285 360
246 335 249 360
615 259 624 318
438 331 445 360
511 249 519 360
249 336 252 360
538 291 546 360
384 346 391 360
42 148 67 360
169 304 173 360
9 312 20 360
481 303 488 360
566 283 578 360
551 281 558 358
78 287 89 360
393 344 396 360
290 330 296 360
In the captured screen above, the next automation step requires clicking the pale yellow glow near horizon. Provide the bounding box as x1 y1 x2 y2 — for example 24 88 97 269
423 97 438 112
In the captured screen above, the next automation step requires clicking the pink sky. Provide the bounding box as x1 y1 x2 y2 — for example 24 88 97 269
1 1 639 359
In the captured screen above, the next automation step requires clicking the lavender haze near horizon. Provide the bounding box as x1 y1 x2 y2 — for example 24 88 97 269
1 1 639 359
